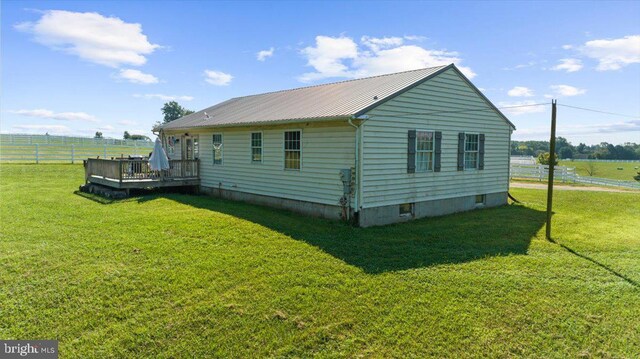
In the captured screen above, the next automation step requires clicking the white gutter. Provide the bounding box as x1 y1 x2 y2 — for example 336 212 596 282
348 115 370 212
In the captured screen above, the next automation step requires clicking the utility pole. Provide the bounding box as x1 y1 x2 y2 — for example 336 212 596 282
546 99 557 240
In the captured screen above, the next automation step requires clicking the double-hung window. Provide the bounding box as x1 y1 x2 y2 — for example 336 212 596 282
212 133 223 165
251 132 262 163
416 131 435 172
464 133 479 169
284 130 301 170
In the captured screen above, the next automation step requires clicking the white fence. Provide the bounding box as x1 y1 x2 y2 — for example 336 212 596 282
565 159 640 163
510 156 537 165
511 164 640 190
0 143 154 163
510 164 576 183
0 133 152 147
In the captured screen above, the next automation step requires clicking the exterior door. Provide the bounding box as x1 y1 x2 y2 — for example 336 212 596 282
182 135 198 177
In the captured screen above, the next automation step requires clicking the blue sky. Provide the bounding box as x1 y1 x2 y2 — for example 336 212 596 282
2 1 639 145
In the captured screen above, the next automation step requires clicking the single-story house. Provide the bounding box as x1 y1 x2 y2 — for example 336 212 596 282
160 64 515 227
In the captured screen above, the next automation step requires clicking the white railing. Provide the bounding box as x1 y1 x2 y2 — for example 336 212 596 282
511 164 640 189
0 143 153 163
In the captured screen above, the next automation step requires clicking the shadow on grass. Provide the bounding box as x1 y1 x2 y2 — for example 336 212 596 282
162 194 545 274
548 238 638 287
76 188 546 273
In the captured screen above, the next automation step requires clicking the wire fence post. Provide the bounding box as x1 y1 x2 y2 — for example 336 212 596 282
35 144 39 164
71 144 75 164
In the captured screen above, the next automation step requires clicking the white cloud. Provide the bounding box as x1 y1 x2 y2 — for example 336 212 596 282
299 35 475 82
14 10 160 67
11 109 98 122
117 69 159 84
551 58 583 72
12 124 72 134
580 35 640 70
403 35 427 42
497 101 547 116
133 94 194 101
550 84 586 97
117 120 137 126
257 47 274 61
562 45 573 50
361 36 404 51
502 61 537 70
204 70 233 86
508 86 534 97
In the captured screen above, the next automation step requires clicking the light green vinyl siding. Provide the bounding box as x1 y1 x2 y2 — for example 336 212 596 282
168 123 355 206
361 68 511 209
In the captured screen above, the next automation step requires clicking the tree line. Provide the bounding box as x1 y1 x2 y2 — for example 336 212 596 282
512 137 640 160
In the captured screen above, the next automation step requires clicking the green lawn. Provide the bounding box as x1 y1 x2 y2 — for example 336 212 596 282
1 164 639 358
561 160 640 181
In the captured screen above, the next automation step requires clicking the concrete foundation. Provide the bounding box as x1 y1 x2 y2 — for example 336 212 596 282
358 192 508 227
200 186 507 227
200 186 344 220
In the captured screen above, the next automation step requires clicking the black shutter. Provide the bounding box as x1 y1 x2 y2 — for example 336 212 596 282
478 134 485 170
434 131 442 172
407 130 416 173
457 132 465 171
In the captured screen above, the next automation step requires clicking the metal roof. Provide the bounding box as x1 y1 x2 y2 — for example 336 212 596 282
161 64 514 130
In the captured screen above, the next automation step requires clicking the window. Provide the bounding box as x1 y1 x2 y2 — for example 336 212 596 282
475 194 486 205
284 131 301 170
399 203 414 216
251 132 262 163
212 133 223 165
193 136 199 159
464 133 479 169
416 131 434 172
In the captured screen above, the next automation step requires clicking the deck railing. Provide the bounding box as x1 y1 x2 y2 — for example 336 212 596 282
84 158 199 183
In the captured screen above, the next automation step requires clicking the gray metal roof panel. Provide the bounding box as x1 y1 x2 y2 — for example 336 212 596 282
162 65 449 130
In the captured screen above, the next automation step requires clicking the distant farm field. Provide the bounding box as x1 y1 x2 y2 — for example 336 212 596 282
1 164 639 358
560 160 640 181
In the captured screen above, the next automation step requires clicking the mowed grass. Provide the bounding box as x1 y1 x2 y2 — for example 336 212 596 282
560 160 640 181
1 164 639 358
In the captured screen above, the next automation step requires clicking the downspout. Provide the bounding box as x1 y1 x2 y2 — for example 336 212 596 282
348 115 370 214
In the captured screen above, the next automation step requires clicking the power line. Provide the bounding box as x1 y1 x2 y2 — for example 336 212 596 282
557 104 640 119
367 103 549 119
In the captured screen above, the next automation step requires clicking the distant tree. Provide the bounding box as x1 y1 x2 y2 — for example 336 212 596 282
585 162 598 177
559 147 574 159
123 131 131 140
537 152 558 166
576 143 587 154
161 101 194 124
94 131 103 139
129 134 150 141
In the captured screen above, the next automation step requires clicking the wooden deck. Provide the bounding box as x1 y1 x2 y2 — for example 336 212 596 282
84 158 199 189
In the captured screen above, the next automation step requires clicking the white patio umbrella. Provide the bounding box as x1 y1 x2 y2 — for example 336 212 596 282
148 138 170 171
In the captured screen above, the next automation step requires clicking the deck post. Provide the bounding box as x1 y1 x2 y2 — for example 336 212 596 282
119 160 123 185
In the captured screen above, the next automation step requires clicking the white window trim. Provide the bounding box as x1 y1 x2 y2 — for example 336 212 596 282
464 132 480 171
415 129 435 173
283 129 302 171
250 131 263 164
212 133 223 166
